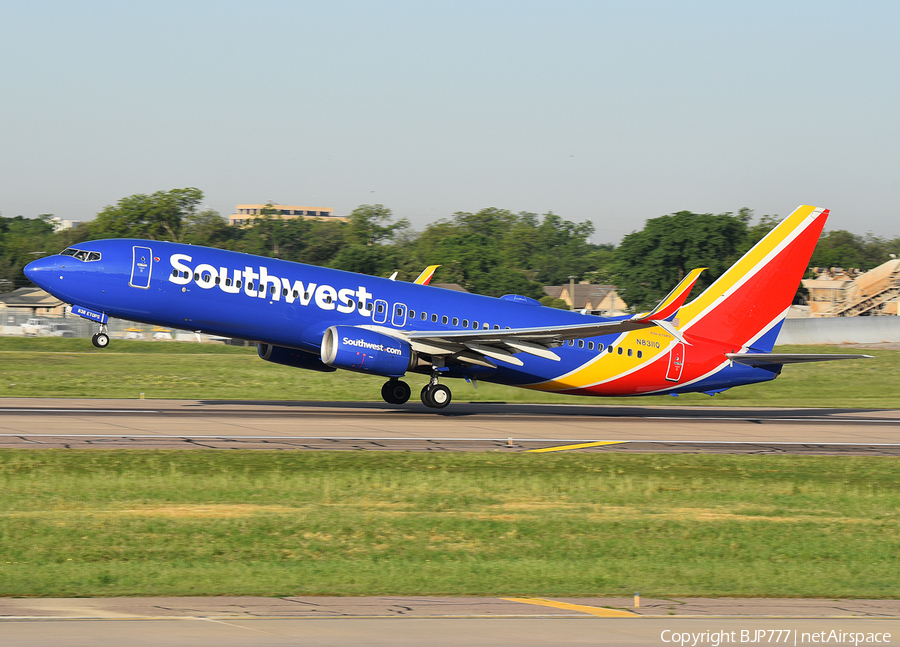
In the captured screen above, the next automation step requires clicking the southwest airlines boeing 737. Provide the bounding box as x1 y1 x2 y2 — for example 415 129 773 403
24 205 868 408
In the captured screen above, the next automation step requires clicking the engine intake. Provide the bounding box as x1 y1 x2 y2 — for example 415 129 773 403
321 325 413 377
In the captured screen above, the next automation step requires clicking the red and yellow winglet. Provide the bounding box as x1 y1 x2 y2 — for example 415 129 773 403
414 265 441 285
632 267 705 322
627 267 704 344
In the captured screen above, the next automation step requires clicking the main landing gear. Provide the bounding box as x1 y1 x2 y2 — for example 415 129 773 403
91 325 110 349
380 372 452 409
381 379 411 405
420 371 452 409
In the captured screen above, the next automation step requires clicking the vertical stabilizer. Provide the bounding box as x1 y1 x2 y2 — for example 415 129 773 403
676 205 828 351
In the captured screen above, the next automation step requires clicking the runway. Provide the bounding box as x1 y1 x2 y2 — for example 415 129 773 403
2 597 898 646
1 398 899 454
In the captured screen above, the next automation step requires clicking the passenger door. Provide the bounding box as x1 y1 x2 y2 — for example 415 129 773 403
129 246 153 289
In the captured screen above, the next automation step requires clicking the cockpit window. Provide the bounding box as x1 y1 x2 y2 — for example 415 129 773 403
60 247 101 262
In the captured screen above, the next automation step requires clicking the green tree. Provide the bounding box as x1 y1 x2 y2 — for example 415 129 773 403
347 204 409 246
89 188 203 241
611 210 752 311
0 214 58 289
182 208 233 247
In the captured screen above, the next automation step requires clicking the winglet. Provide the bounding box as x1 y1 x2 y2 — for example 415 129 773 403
634 268 705 322
414 265 442 285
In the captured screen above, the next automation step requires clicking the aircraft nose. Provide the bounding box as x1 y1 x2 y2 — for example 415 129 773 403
24 257 56 290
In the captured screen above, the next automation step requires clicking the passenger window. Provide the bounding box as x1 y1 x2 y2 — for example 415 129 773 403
293 290 299 298
578 340 584 348
628 348 633 357
376 303 383 312
598 343 605 352
431 314 438 322
368 303 374 311
587 341 594 350
396 307 403 316
172 269 178 277
483 323 489 329
637 350 643 359
472 321 479 329
617 347 623 355
215 277 221 285
409 310 416 319
493 325 500 330
194 273 200 280
282 288 287 296
237 280 242 288
462 319 469 327
420 311 427 320
442 315 448 324
452 317 459 326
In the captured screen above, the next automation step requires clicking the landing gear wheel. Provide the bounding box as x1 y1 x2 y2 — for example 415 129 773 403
91 332 110 349
421 384 451 409
381 379 411 405
428 384 451 408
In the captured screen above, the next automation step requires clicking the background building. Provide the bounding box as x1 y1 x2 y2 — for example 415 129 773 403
543 283 627 315
229 204 345 227
802 258 900 317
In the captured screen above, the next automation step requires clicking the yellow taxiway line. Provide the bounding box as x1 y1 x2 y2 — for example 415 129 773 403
526 441 628 453
504 597 637 617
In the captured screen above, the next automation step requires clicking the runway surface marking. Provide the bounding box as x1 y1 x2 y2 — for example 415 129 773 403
526 441 629 453
504 598 637 617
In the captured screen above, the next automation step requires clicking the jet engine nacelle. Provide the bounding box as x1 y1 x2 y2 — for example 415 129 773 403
257 343 336 372
320 325 413 377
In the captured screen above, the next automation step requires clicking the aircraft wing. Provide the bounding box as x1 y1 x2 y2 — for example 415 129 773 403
726 353 873 366
404 319 656 367
401 269 707 367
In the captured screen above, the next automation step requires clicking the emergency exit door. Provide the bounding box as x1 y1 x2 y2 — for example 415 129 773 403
665 343 685 382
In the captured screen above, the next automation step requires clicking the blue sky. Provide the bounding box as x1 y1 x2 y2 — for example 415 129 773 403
1 0 897 243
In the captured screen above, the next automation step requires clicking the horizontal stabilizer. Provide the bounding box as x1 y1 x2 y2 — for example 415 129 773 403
726 353 873 366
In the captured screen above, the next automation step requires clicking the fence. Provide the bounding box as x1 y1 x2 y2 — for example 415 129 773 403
775 317 900 345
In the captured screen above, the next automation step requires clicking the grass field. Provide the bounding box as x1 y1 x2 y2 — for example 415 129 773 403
1 450 898 598
0 337 897 407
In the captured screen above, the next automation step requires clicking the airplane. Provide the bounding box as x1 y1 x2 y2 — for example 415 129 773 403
24 205 870 408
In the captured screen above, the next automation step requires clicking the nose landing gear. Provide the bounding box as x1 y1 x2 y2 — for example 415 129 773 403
91 325 110 349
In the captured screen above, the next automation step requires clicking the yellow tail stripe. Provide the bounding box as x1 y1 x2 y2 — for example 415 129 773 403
677 205 819 327
527 441 628 453
504 597 637 617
